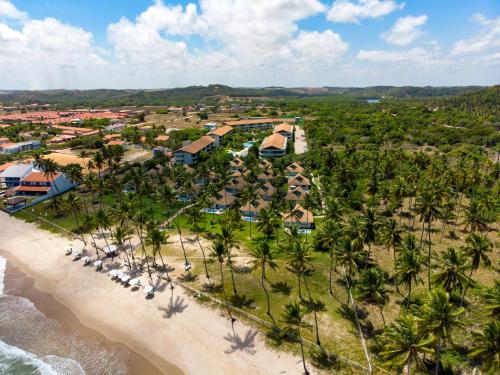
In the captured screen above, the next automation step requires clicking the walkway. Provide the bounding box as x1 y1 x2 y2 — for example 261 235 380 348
294 126 308 154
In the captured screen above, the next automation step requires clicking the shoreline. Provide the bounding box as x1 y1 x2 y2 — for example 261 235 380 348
1 256 171 375
0 211 303 375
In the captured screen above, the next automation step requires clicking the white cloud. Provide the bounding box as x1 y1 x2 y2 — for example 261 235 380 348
291 30 348 62
327 0 404 24
357 47 451 69
0 0 27 20
452 14 500 55
382 14 427 46
478 52 500 66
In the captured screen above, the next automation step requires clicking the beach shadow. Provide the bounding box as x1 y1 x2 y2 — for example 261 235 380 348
224 329 257 355
178 273 198 282
158 290 188 318
103 261 122 272
271 281 292 295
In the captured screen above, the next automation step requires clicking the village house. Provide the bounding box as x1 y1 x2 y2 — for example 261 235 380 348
0 163 33 188
283 204 314 229
240 198 269 217
273 123 294 140
288 173 311 191
256 181 276 201
174 136 215 165
210 190 236 210
230 157 245 171
0 140 42 155
14 171 73 196
208 125 233 147
286 162 304 177
259 133 287 158
224 176 247 194
286 186 308 202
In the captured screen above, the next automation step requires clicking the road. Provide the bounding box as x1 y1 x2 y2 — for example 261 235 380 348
294 126 308 154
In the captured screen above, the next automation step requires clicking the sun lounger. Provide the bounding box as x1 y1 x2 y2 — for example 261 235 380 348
103 245 118 255
128 278 141 287
64 245 73 256
120 274 131 283
73 251 82 260
109 269 121 279
144 286 155 296
82 256 93 265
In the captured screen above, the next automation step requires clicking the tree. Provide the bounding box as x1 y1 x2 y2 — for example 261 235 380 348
256 208 275 240
94 208 112 249
463 199 487 233
469 321 500 374
395 235 425 313
112 224 132 269
380 315 434 375
145 221 172 287
216 224 239 295
249 239 278 326
210 239 236 323
419 288 465 375
281 303 311 375
356 267 389 326
62 192 86 244
433 247 472 294
380 218 403 261
186 205 211 283
242 184 257 238
34 156 62 214
361 207 380 254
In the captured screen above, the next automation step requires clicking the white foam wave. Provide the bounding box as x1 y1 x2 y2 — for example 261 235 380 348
0 256 6 295
0 341 85 375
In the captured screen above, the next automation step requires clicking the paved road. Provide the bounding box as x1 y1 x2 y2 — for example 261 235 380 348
294 126 308 154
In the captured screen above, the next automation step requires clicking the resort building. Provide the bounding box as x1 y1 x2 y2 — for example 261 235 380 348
174 136 215 165
288 173 311 191
283 204 314 229
223 118 275 131
286 186 308 202
0 163 33 188
229 157 245 171
259 133 287 158
204 122 217 131
256 182 276 201
210 190 236 210
224 176 247 194
257 169 274 183
273 123 294 140
0 140 41 154
240 199 269 217
208 125 233 147
259 159 273 171
15 171 73 196
286 162 304 177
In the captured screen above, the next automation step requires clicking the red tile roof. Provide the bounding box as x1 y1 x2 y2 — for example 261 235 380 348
15 185 51 193
179 136 214 154
209 125 233 137
260 133 287 150
22 171 60 183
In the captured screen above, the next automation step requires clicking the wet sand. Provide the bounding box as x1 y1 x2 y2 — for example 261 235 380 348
3 257 173 375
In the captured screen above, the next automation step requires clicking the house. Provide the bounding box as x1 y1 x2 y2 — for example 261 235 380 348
286 186 307 201
0 163 33 188
210 190 236 210
288 173 311 191
286 162 304 177
240 199 269 217
259 133 287 158
230 157 245 171
256 181 276 201
52 125 96 137
104 134 121 141
15 170 73 196
283 204 314 229
224 176 247 194
223 118 275 131
208 125 233 147
174 136 215 165
273 123 294 140
259 159 273 171
204 122 217 131
257 169 274 183
155 135 170 144
0 140 41 154
0 137 9 144
48 134 76 144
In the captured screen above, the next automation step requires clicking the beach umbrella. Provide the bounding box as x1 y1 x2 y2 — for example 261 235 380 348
64 245 73 255
93 260 103 270
128 278 141 287
104 245 118 255
144 286 155 295
120 274 131 283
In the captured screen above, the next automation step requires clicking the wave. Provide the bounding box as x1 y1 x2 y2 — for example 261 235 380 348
0 340 85 375
0 256 6 295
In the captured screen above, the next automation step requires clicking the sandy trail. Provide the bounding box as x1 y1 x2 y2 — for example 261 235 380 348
0 212 304 375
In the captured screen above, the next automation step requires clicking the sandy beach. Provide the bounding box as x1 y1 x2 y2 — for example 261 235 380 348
0 212 303 375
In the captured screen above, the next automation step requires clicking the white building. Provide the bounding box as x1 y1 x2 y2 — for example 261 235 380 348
174 136 215 165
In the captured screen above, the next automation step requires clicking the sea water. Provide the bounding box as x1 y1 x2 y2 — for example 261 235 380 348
0 256 129 375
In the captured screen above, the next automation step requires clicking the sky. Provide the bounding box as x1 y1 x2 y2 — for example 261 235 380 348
0 0 499 89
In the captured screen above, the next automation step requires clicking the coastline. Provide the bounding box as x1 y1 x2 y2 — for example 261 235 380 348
0 212 302 375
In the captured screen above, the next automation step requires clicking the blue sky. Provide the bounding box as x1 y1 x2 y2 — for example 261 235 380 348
0 0 499 89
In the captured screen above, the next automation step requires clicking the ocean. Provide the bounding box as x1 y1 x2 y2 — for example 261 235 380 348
0 256 131 375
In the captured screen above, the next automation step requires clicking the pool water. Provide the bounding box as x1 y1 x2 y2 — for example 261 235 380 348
243 141 255 148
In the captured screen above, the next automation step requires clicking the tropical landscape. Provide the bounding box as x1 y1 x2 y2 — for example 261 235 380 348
0 1 499 375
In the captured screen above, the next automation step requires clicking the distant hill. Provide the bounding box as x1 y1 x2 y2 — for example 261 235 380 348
0 84 490 107
440 85 500 116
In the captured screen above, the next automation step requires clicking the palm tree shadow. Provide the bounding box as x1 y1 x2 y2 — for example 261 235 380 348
224 329 257 355
158 290 188 318
270 281 293 295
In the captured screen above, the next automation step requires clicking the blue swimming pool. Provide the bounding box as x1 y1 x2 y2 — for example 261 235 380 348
243 141 255 148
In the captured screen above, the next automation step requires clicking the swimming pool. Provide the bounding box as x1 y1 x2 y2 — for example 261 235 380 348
243 141 255 148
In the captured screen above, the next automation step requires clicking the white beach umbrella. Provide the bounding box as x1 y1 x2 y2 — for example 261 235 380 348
128 278 141 287
64 245 73 255
120 274 131 283
144 286 154 295
104 245 118 255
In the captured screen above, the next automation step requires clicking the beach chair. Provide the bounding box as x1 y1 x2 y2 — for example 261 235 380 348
128 278 141 287
64 245 73 256
144 286 155 297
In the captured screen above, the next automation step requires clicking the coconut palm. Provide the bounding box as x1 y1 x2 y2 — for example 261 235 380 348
356 267 390 326
395 235 425 312
242 184 257 238
361 207 380 254
62 192 86 244
461 233 493 305
216 224 239 295
133 208 152 280
433 247 473 294
380 218 403 261
256 208 275 240
249 239 278 326
463 199 488 233
186 205 211 283
280 303 311 375
414 187 441 289
380 315 434 375
482 281 500 317
34 156 62 213
419 288 465 375
335 237 368 281
94 208 112 249
468 321 500 374
112 224 132 269
145 222 172 287
210 239 236 323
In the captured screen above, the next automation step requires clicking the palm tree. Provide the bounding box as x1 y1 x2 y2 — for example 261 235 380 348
216 224 239 295
463 199 487 233
419 288 465 375
433 247 472 294
380 315 434 375
82 215 99 256
112 224 132 269
281 303 311 375
356 267 389 326
186 205 211 283
249 239 278 326
461 233 493 305
34 156 62 213
380 218 403 261
145 222 172 287
482 281 500 317
62 192 86 244
361 207 380 254
242 184 257 238
468 321 500 374
256 208 274 240
335 237 367 282
414 187 441 289
210 239 236 323
132 208 152 280
94 208 112 249
395 235 425 312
